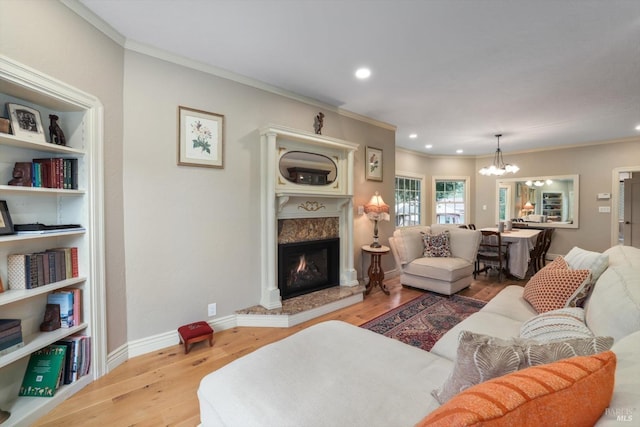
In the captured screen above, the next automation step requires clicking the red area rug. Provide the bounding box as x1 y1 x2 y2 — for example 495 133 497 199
360 292 486 351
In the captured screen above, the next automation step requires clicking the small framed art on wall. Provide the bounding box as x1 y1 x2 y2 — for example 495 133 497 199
178 106 224 168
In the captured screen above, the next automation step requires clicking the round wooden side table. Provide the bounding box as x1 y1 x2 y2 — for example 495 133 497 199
362 244 390 295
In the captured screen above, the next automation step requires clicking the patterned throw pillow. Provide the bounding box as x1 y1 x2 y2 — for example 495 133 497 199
528 255 594 308
420 351 616 427
523 267 592 313
543 255 568 270
431 330 613 404
421 230 451 257
520 307 593 341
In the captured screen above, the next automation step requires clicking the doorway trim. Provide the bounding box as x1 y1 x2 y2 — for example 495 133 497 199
611 165 640 247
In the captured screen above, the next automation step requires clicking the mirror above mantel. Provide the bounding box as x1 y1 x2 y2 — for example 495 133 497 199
496 174 579 229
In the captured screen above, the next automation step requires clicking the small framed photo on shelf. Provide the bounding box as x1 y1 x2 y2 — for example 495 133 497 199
365 146 383 181
6 103 47 143
178 106 224 168
0 200 15 235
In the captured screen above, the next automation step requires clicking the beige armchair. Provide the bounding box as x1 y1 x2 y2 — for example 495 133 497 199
389 224 481 295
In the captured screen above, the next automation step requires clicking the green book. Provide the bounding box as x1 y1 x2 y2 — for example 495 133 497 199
19 345 67 397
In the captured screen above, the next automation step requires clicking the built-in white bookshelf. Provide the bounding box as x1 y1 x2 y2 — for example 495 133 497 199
0 55 105 426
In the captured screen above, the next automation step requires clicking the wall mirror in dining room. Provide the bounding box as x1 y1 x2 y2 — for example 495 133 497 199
496 174 579 228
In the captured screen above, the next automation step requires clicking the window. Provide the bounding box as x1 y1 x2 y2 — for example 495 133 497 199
395 176 422 227
433 178 468 224
498 184 511 221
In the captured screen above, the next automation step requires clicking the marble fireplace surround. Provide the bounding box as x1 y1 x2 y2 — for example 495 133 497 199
239 125 361 327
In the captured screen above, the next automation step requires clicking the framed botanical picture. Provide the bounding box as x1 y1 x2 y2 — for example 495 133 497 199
6 103 46 143
178 106 224 168
365 146 383 181
0 200 15 235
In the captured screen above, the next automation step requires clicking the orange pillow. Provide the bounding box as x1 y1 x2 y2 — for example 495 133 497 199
416 351 616 427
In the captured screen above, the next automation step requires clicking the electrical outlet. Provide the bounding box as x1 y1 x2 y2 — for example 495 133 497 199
208 303 217 317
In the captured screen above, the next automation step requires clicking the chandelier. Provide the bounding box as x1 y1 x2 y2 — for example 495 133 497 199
479 134 519 176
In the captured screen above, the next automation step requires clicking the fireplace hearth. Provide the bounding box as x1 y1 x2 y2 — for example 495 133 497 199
278 238 339 300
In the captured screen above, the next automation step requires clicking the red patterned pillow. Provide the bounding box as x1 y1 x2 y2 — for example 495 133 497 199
422 230 451 257
543 255 568 270
523 267 591 313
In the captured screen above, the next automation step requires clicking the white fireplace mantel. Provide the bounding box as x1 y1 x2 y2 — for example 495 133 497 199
259 125 359 309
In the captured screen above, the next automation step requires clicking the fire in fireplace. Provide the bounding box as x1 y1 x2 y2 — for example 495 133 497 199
278 238 339 300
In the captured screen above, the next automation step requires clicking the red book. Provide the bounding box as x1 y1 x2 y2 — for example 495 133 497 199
70 247 79 278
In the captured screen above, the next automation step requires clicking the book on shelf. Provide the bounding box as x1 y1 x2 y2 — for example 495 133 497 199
19 345 67 397
30 158 79 190
60 287 82 326
14 224 85 235
6 247 79 290
0 319 23 355
7 254 30 290
54 334 90 384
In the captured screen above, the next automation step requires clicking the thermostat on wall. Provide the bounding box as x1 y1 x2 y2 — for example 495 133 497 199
597 193 611 200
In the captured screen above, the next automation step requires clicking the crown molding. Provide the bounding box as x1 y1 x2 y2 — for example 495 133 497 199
399 135 640 159
62 0 395 132
62 0 126 46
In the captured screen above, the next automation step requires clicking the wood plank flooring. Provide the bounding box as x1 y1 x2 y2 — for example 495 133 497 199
34 274 523 426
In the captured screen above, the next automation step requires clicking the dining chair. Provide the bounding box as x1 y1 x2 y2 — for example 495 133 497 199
474 230 511 282
527 231 546 275
539 228 555 269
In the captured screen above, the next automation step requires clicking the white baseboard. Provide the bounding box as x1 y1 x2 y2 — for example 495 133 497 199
106 343 128 373
106 315 237 367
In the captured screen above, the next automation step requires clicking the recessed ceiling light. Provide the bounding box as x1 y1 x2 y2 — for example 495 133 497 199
355 67 371 79
409 133 418 139
456 149 463 154
635 124 640 131
425 144 433 149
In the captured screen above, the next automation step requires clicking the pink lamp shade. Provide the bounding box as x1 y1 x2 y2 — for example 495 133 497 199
364 192 390 247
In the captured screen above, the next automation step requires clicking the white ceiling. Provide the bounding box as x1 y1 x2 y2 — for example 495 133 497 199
78 0 640 156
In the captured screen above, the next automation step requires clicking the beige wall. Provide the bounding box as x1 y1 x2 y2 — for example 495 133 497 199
397 138 640 257
0 0 127 354
122 51 395 340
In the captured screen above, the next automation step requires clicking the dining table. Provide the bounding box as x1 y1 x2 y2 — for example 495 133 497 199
480 227 542 279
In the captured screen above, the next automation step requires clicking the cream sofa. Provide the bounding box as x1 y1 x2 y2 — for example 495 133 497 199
198 245 640 426
388 225 481 295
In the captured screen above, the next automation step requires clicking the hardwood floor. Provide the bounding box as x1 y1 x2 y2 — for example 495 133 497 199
34 274 523 426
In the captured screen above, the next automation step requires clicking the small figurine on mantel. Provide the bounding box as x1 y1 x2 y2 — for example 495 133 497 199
313 112 325 135
49 114 66 145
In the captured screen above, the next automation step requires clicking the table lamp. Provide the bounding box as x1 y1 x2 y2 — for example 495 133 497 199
523 201 534 215
364 191 390 248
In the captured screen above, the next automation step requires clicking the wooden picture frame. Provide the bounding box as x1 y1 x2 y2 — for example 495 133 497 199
6 103 46 143
365 146 383 181
0 200 15 235
178 106 224 168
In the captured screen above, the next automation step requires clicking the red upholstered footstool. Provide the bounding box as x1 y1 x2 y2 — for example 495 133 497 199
178 321 214 354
